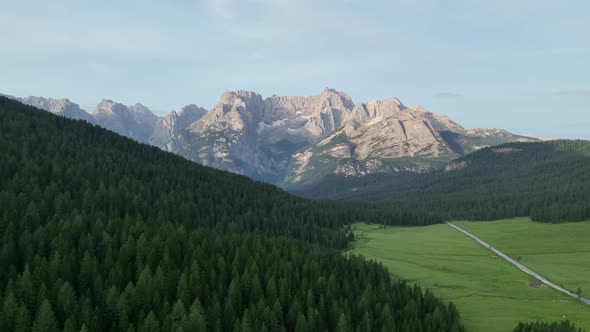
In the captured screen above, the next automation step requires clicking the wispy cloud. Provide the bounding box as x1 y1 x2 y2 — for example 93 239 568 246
434 92 462 98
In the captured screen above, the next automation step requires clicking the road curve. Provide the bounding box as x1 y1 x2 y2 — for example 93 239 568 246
446 222 590 306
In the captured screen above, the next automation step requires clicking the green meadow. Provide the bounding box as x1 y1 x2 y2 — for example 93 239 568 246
454 218 590 296
349 220 590 332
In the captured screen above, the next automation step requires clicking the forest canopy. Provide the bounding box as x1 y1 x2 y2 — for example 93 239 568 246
0 97 464 331
297 140 590 223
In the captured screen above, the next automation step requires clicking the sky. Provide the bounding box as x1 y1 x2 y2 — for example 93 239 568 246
1 0 589 139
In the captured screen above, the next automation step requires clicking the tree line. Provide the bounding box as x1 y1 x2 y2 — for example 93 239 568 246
303 140 590 223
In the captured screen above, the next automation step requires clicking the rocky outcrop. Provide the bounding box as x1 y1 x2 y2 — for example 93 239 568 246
149 104 207 146
286 98 458 184
423 108 465 133
261 88 355 145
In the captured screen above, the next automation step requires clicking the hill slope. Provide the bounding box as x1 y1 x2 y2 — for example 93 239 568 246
0 96 464 331
298 140 590 222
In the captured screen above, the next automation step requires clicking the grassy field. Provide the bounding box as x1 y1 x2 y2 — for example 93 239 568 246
348 221 590 332
455 218 590 297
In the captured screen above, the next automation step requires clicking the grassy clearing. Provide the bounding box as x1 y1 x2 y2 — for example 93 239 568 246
454 218 590 296
348 222 590 332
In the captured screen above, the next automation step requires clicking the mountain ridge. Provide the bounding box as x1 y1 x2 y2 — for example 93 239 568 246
4 89 537 186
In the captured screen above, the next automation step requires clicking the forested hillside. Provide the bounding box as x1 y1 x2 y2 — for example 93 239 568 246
298 141 590 222
514 320 584 332
0 96 463 331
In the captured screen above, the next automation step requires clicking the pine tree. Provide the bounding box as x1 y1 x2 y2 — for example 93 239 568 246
31 299 58 332
63 319 76 332
183 299 207 332
336 312 351 332
141 311 160 332
1 291 18 331
14 304 31 332
295 312 309 332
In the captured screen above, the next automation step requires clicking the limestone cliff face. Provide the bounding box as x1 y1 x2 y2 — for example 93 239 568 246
287 98 458 184
9 89 536 186
149 104 207 146
345 100 454 160
164 88 537 184
261 88 355 145
165 88 357 182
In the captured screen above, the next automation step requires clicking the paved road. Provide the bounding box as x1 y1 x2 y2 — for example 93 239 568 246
447 222 590 306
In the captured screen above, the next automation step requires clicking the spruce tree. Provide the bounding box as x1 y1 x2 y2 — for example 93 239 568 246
31 299 58 332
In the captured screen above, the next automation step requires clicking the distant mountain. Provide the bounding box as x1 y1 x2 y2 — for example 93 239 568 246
92 99 159 142
149 104 207 146
297 140 590 222
5 95 96 123
3 94 206 146
5 89 536 186
165 88 535 185
165 88 356 182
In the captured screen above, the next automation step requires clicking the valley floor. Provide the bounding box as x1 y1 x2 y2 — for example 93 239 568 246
348 219 590 332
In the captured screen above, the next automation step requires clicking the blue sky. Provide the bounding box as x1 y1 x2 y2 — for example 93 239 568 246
1 0 589 139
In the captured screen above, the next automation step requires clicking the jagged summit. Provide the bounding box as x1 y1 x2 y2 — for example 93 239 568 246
163 89 536 184
8 89 537 186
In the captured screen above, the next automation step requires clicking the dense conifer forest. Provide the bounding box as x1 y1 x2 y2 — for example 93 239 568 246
0 97 464 331
513 320 585 332
298 140 590 223
1 97 584 332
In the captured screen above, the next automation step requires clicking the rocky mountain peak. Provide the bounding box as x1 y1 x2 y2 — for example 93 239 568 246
220 90 263 103
149 104 207 147
178 104 207 116
93 99 158 142
95 99 118 113
130 103 155 116
345 97 405 131
9 89 537 187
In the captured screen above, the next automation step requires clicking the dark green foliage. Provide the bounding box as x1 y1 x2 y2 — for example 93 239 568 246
0 97 463 331
513 320 585 332
299 140 590 223
31 300 58 332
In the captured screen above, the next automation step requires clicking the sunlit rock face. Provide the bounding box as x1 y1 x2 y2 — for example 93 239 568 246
12 89 536 185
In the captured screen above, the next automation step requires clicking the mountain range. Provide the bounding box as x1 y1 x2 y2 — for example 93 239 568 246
3 89 536 187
